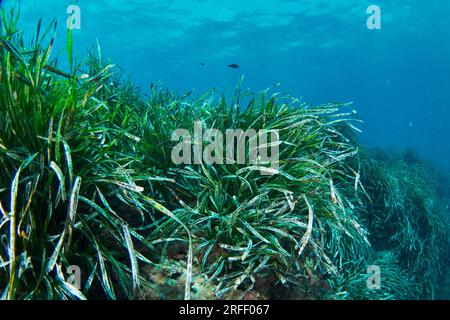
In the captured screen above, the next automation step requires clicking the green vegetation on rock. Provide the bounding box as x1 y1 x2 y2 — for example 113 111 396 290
0 8 448 300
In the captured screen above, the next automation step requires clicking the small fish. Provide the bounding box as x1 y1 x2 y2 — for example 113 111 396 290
227 64 240 69
199 62 205 66
181 91 193 98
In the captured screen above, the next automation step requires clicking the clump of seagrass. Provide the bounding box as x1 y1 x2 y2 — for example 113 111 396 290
331 251 419 300
134 82 372 297
0 8 157 299
360 149 448 298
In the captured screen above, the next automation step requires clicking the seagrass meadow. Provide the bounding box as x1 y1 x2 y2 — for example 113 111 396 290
0 8 449 300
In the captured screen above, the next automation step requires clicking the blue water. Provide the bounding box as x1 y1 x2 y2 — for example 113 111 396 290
4 0 450 172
